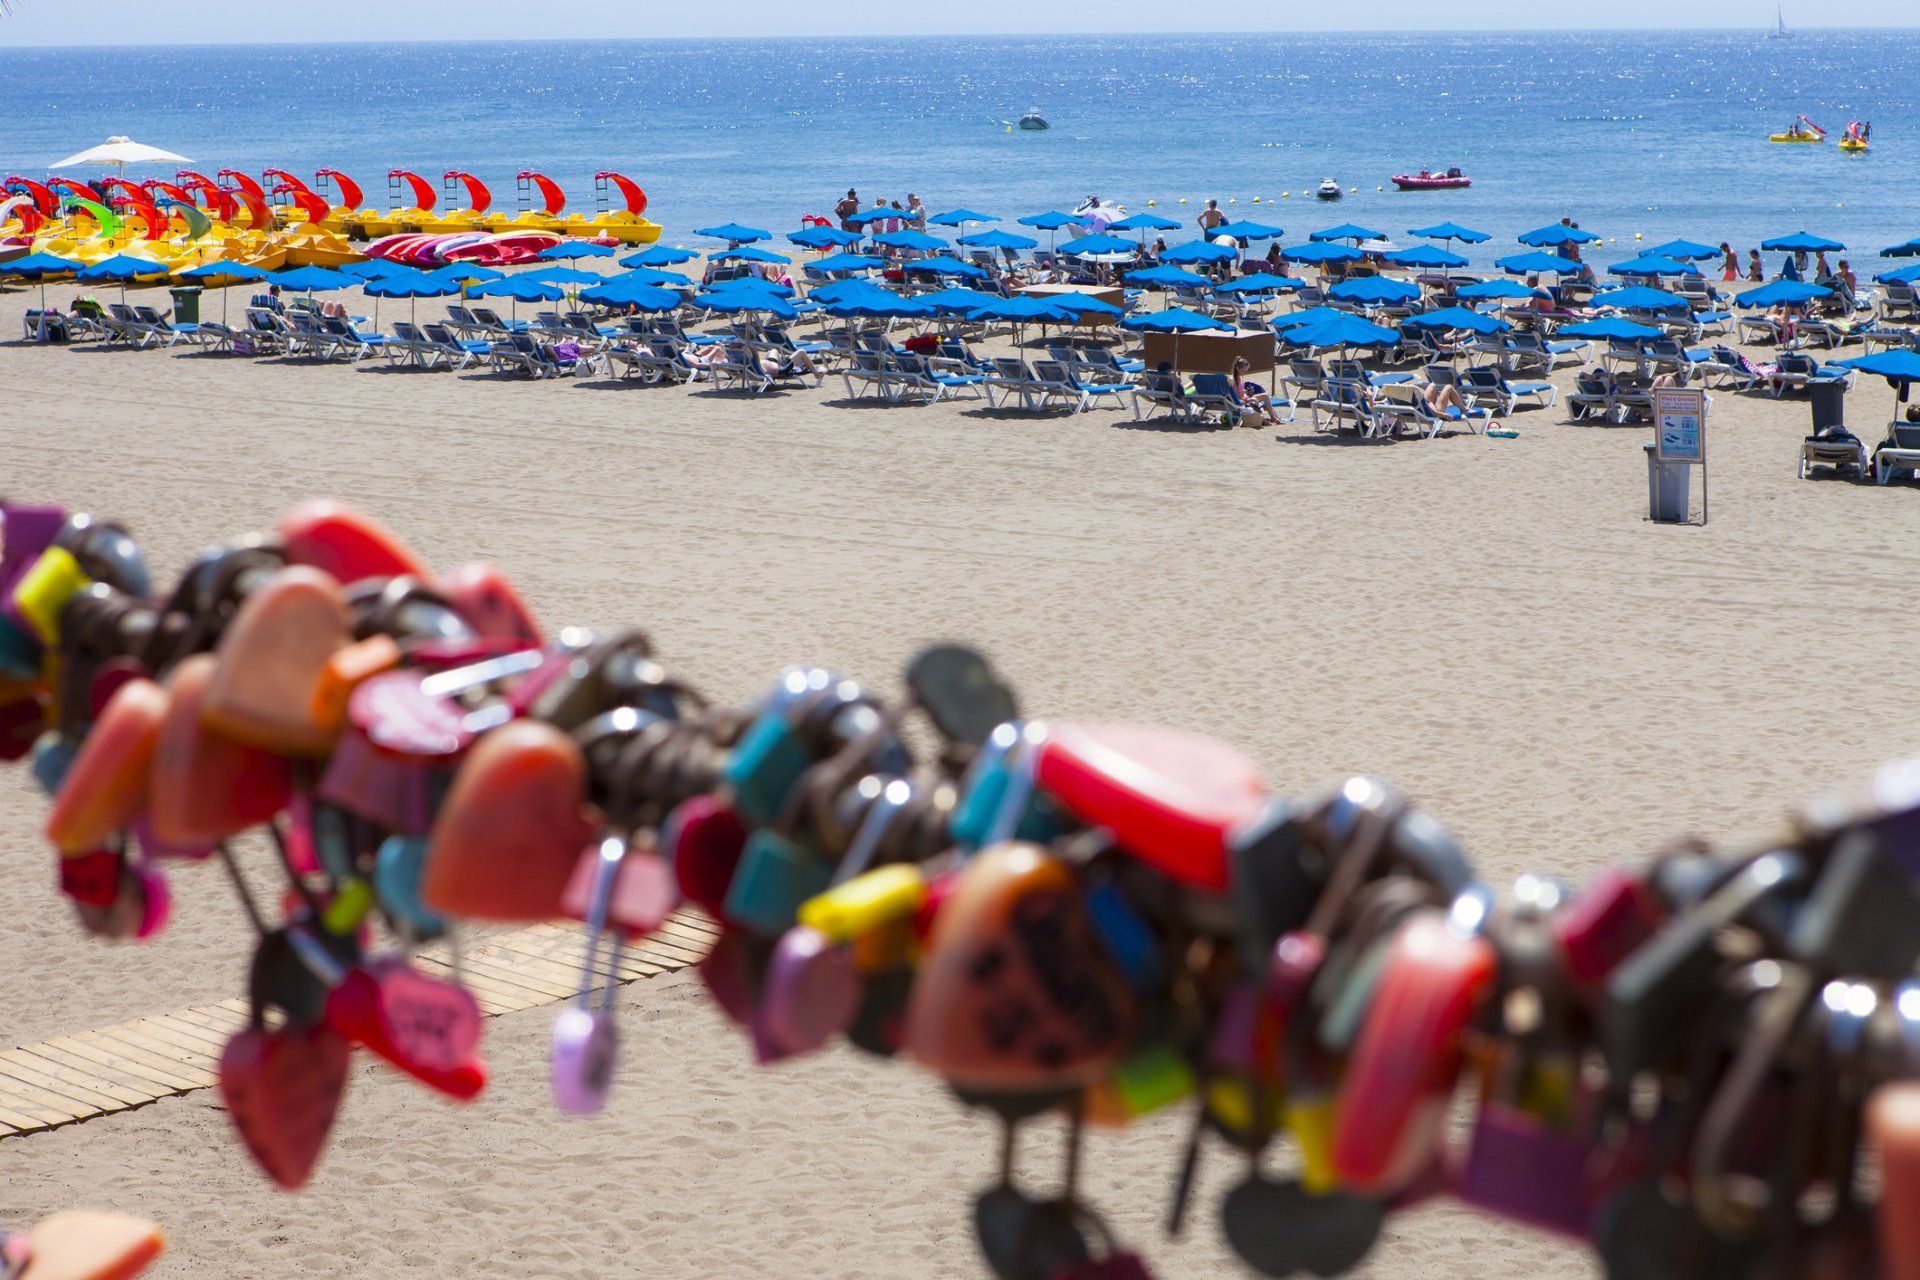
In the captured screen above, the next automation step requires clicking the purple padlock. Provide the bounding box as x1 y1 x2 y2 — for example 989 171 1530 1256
551 834 630 1115
1451 1101 1596 1238
758 925 860 1060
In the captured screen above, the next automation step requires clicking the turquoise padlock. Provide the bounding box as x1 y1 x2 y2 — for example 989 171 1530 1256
30 730 78 797
723 711 814 829
950 722 1071 850
723 829 834 936
310 802 361 884
0 614 40 682
373 834 445 938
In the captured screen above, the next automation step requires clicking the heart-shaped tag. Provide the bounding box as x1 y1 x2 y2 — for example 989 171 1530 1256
665 796 747 918
218 1021 351 1190
440 562 543 646
1036 722 1267 893
324 962 486 1099
280 499 431 586
43 678 166 854
758 925 861 1058
200 566 351 757
149 655 293 845
560 843 678 935
551 1005 619 1115
16 1210 165 1280
903 842 1136 1092
422 719 594 922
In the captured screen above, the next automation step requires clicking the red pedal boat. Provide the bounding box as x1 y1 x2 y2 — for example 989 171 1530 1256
1392 167 1472 191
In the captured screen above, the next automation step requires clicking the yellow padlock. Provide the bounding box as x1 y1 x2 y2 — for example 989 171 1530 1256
851 915 919 973
1285 1095 1339 1195
322 876 375 936
1206 1075 1283 1139
798 863 926 943
1111 1043 1195 1118
12 547 92 646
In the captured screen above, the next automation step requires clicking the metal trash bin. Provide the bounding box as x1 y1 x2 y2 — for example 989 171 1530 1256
1810 379 1846 433
168 286 202 325
1645 444 1691 522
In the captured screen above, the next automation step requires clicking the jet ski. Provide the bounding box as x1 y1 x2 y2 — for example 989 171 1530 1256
1316 179 1343 201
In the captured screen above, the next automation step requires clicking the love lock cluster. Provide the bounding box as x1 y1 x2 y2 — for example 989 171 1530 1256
5 495 1920 1280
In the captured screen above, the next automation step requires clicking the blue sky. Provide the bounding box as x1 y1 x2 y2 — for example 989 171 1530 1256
0 1 1908 43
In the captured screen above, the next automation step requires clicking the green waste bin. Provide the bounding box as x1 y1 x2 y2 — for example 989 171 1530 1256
169 285 202 325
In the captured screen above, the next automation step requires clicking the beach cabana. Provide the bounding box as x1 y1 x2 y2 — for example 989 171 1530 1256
1309 223 1385 244
1162 240 1239 265
1409 222 1490 244
623 246 698 268
789 226 861 250
1761 231 1845 253
1516 224 1600 247
1496 252 1581 276
1383 244 1468 270
695 223 772 245
537 241 618 261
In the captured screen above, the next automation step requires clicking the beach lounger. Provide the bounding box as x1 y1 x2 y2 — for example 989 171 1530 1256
1461 365 1554 413
1031 360 1127 414
1698 345 1767 392
1736 313 1787 345
1506 330 1587 372
22 310 71 343
1186 372 1252 424
890 353 986 404
379 321 436 367
1569 371 1614 422
1377 382 1489 438
132 306 194 347
471 307 531 337
1873 419 1920 484
1770 352 1850 397
1131 369 1198 423
1878 285 1920 323
1310 379 1394 438
1799 424 1868 479
842 351 900 403
319 316 387 362
239 309 292 355
416 323 487 369
985 358 1047 411
1279 358 1328 404
704 342 776 395
100 303 162 347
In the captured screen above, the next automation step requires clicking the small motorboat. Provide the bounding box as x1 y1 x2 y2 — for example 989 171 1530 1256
1018 108 1050 132
1392 167 1472 190
1315 179 1343 201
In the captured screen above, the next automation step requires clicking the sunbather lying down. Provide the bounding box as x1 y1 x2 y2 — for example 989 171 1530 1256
682 344 817 378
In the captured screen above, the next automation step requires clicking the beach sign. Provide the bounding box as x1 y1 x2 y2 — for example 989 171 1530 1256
1651 388 1708 523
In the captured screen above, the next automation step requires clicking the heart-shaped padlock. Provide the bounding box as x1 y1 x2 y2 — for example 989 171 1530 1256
280 499 431 587
219 1019 352 1191
665 795 747 918
201 566 352 757
316 669 471 834
324 958 485 1100
43 677 166 854
440 562 542 646
148 655 292 845
758 924 861 1059
422 718 596 921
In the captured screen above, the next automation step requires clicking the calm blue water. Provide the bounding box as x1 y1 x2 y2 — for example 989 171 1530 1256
2 32 1917 267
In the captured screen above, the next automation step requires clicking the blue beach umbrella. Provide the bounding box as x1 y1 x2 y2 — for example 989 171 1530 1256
622 245 698 268
969 295 1074 324
1271 306 1351 331
871 229 946 253
1049 292 1123 319
1455 279 1537 302
1280 311 1400 350
1644 239 1720 262
1017 211 1078 230
902 256 990 279
82 254 171 282
1122 307 1231 333
707 275 794 297
1161 239 1239 265
823 292 933 320
521 265 606 286
576 280 680 311
1497 251 1581 276
843 207 899 227
1517 224 1600 247
431 263 505 286
1881 237 1920 259
810 278 887 303
177 259 269 283
1557 316 1663 341
271 265 352 293
537 241 618 261
810 252 886 273
1383 244 1469 270
335 259 404 280
1309 223 1385 244
1217 272 1303 295
1409 222 1490 244
1128 264 1212 288
1108 212 1181 233
696 223 771 244
362 269 459 325
2 250 83 334
692 288 798 320
473 276 564 321
1609 255 1694 279
1877 263 1920 285
1282 242 1365 266
919 286 999 315
1592 285 1688 311
1761 231 1845 253
958 229 1038 251
1402 306 1509 335
1058 232 1137 258
714 246 791 265
926 209 997 227
1736 279 1832 308
1328 276 1420 305
1836 350 1920 383
788 226 861 250
608 266 690 287
1212 220 1285 242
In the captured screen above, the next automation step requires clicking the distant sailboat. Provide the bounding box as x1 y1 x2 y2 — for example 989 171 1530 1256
1768 5 1793 38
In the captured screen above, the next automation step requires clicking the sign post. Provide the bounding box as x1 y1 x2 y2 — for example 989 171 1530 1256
1650 387 1707 524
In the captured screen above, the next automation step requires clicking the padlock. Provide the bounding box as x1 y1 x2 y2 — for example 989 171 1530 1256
309 634 402 737
218 995 351 1191
724 829 835 936
1789 832 1920 979
59 847 123 908
903 642 1018 749
1228 799 1320 979
904 842 1135 1092
1329 907 1497 1194
560 835 677 935
799 863 927 943
324 956 486 1100
54 513 151 598
1870 1083 1920 1280
201 565 353 757
372 835 444 937
722 672 824 828
422 718 595 921
148 655 292 845
665 794 748 918
440 561 542 646
1034 721 1267 893
1551 865 1663 986
758 924 861 1059
0 501 68 595
12 1210 165 1280
1083 881 1167 993
10 545 92 646
528 630 681 733
950 722 1071 850
553 832 631 1114
1220 1174 1385 1279
316 669 471 834
280 499 431 586
29 730 79 797
43 676 166 854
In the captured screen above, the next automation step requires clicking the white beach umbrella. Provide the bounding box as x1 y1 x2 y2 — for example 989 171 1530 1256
49 136 192 173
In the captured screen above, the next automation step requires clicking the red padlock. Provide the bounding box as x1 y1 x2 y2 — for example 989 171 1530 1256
316 670 472 834
149 655 293 846
665 795 747 918
440 561 542 647
280 499 431 586
44 677 166 854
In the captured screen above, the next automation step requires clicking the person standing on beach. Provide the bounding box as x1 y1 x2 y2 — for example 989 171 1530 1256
1198 199 1226 235
1747 249 1764 282
1719 243 1738 281
906 194 927 230
885 200 904 235
835 189 860 232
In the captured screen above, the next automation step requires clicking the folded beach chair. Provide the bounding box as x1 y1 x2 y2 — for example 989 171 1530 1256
1873 419 1920 484
1032 360 1128 414
1131 369 1197 423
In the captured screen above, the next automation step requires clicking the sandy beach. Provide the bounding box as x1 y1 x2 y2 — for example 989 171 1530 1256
1 277 1915 1278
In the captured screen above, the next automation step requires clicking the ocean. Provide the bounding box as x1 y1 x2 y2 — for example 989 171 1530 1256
1 31 1916 267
